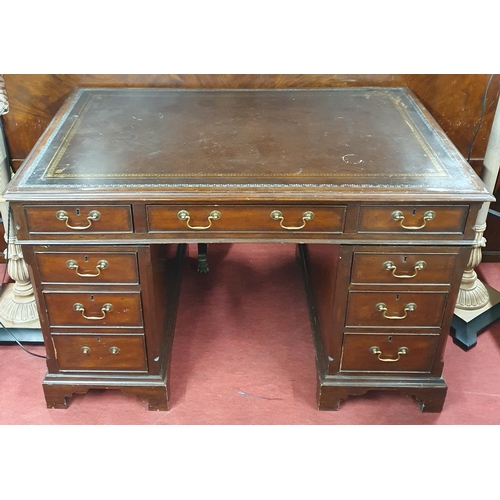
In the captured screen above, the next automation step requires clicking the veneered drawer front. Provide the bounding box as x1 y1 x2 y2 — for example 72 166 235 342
52 334 147 371
24 205 133 234
36 251 139 285
351 251 459 285
358 205 468 234
346 291 448 327
340 333 438 372
44 291 143 327
147 205 346 234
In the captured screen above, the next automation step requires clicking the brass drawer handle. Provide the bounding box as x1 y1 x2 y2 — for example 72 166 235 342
66 259 109 277
383 260 426 279
391 210 435 230
270 210 314 230
56 209 101 230
109 346 120 355
81 346 91 355
375 302 416 320
370 346 408 362
177 209 221 230
73 302 113 320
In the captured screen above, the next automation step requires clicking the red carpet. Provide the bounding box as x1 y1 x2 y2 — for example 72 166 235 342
1 244 500 424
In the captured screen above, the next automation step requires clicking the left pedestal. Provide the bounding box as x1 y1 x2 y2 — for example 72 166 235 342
25 243 186 411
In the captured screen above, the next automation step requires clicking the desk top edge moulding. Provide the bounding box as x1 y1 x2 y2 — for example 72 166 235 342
1 86 493 412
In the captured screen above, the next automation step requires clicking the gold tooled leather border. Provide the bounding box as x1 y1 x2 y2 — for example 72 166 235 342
42 90 448 180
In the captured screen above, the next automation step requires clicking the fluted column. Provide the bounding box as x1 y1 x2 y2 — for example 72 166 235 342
453 96 500 347
0 75 40 328
455 221 489 309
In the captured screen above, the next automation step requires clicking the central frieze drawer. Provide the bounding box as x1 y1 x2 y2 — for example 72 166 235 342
147 205 346 233
346 291 448 327
340 333 438 372
24 205 133 234
44 291 143 327
52 334 147 371
35 251 139 285
351 250 459 285
358 205 469 234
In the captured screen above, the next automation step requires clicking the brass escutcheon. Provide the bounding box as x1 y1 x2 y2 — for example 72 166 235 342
391 209 435 230
56 209 101 230
73 302 113 320
369 346 408 362
177 209 221 230
270 210 315 230
383 260 426 279
66 259 109 277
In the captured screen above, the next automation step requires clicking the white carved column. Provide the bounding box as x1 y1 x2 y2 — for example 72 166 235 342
455 221 489 309
0 75 40 329
453 96 500 347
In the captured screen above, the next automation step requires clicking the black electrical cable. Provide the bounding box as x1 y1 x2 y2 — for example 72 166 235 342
0 320 47 358
467 74 495 162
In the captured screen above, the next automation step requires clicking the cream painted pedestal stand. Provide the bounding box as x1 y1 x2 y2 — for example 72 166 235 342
452 99 500 349
0 76 41 342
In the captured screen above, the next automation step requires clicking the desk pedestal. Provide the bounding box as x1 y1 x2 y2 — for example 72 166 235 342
26 244 186 411
298 243 468 412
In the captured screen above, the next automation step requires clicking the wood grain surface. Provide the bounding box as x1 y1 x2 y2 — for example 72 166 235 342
2 74 499 173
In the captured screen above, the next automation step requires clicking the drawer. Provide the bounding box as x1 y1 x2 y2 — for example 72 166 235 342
35 251 139 285
351 250 458 285
358 205 469 234
24 205 133 234
44 291 143 327
345 291 448 327
340 333 438 372
52 334 147 371
147 204 346 234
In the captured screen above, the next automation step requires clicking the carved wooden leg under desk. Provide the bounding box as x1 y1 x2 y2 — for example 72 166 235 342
197 243 209 274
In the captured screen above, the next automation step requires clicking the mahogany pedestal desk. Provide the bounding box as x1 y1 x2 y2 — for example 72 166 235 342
3 87 492 412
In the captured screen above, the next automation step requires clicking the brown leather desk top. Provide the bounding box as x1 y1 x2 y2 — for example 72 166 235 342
4 87 492 203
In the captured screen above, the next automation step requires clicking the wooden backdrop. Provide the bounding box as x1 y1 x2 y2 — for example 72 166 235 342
1 74 500 256
3 74 499 172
